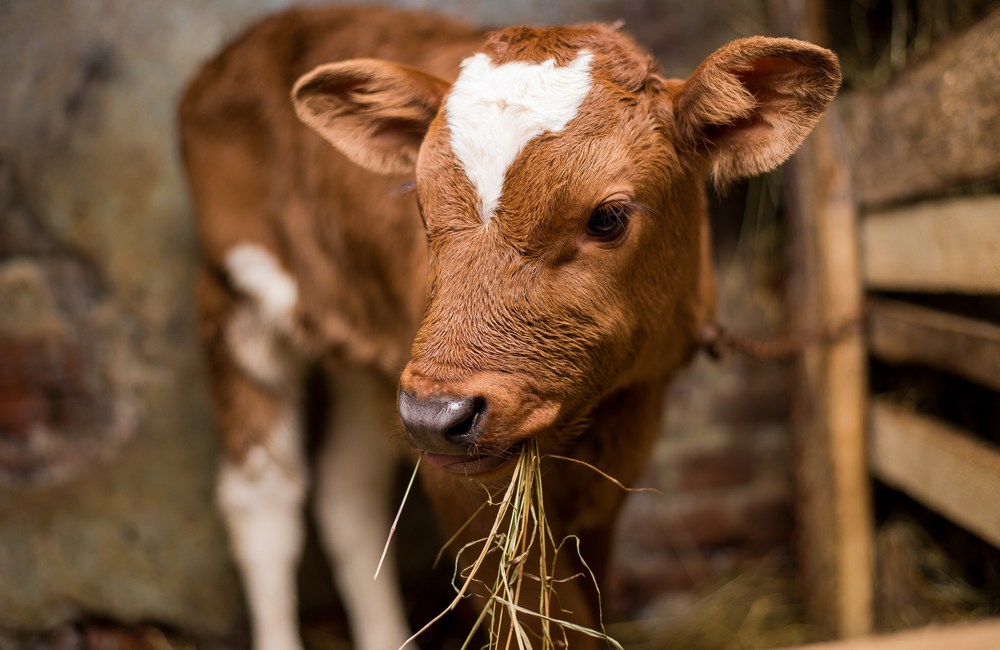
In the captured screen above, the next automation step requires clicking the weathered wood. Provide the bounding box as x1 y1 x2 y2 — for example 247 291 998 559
869 299 1000 392
783 619 1000 650
842 7 1000 208
863 196 1000 294
787 103 874 640
772 0 873 634
870 399 1000 549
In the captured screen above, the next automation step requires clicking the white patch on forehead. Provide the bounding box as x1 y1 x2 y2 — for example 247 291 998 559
225 242 298 324
446 50 594 223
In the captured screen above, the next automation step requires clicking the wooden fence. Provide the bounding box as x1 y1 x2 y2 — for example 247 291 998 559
774 0 1000 640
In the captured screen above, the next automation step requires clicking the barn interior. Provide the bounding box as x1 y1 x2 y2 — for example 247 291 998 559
1 0 998 648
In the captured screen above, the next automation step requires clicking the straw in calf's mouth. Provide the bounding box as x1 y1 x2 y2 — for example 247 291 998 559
379 439 626 649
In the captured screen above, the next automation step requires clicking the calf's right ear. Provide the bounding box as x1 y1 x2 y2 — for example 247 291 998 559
292 59 451 175
673 37 841 187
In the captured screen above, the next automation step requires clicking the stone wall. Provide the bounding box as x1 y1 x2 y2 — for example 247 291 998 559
0 0 792 645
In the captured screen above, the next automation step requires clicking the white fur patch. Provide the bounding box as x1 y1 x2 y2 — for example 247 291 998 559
217 410 306 514
217 409 306 650
225 243 298 324
225 305 292 387
446 50 594 223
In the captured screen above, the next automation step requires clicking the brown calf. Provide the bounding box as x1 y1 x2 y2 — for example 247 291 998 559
179 5 840 649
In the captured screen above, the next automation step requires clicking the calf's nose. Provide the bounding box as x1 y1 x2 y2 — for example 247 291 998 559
397 389 485 453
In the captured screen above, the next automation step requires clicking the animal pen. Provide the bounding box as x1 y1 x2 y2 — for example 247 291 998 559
773 0 1000 647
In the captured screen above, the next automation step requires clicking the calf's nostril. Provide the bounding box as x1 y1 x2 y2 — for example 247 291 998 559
442 396 485 444
397 390 486 451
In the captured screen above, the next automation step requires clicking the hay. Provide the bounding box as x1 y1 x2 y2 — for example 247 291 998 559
395 441 622 650
608 559 818 650
876 515 988 631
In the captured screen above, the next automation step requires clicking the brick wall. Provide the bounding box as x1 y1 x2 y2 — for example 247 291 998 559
610 184 798 621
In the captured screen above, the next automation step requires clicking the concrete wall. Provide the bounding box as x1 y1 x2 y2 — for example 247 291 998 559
0 0 776 643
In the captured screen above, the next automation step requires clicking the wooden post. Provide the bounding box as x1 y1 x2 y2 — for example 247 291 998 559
771 0 874 638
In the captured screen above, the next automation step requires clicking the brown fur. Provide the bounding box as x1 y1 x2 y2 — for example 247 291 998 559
180 5 840 647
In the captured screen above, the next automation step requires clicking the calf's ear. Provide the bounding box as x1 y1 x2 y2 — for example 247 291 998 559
674 37 841 187
293 59 450 175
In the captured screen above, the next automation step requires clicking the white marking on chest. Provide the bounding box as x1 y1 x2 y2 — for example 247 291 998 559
225 242 298 324
446 50 594 223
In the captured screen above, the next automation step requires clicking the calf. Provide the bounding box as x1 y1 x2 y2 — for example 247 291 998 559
179 5 840 649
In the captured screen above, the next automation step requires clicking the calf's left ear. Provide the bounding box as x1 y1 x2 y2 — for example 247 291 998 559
293 59 450 175
674 37 841 186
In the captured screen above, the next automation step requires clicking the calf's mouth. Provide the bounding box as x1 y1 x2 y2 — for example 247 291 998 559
423 441 523 476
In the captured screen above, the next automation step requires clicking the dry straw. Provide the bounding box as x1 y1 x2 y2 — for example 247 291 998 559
381 440 628 650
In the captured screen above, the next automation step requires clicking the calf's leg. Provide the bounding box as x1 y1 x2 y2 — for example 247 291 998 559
314 368 413 650
199 265 308 650
217 402 307 650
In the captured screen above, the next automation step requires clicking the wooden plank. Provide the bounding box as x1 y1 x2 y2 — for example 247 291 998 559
842 7 1000 208
783 619 1000 650
869 299 1000 392
771 0 873 637
863 196 1000 294
870 399 1000 548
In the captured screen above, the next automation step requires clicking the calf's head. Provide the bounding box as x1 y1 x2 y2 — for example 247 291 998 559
293 25 840 477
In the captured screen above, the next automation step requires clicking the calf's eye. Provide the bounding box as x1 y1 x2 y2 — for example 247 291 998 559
586 202 630 242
